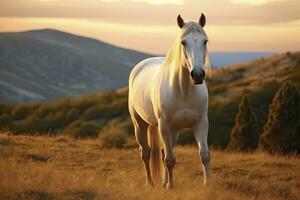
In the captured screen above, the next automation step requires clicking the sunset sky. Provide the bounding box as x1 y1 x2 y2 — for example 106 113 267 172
0 0 299 54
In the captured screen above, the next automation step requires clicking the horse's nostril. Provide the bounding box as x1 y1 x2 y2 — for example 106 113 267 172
191 70 195 79
202 70 206 78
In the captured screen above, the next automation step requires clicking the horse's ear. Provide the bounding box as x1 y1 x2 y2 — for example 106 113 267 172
199 13 206 27
177 14 185 29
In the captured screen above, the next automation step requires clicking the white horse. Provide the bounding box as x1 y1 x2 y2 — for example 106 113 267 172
128 14 211 188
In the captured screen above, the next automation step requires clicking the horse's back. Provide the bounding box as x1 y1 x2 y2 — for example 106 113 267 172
128 57 164 126
129 57 164 87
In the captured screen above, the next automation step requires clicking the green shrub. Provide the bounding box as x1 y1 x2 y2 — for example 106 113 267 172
98 91 118 104
118 118 134 136
0 104 15 115
177 129 195 145
8 123 27 135
66 108 81 121
53 98 72 112
83 98 128 120
83 105 107 120
260 82 300 154
0 114 13 129
23 114 49 133
99 126 127 148
208 97 240 149
11 105 31 120
35 104 52 118
52 111 68 128
63 121 99 139
227 95 258 151
72 97 97 112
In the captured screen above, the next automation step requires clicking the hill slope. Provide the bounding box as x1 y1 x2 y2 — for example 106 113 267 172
207 52 300 147
0 29 151 103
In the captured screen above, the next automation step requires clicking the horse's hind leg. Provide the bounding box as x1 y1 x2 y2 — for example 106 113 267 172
130 110 153 185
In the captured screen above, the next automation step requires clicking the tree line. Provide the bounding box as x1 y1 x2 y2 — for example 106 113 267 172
227 81 300 154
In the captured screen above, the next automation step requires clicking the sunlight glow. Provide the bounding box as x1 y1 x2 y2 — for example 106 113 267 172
0 17 299 53
101 0 184 5
37 0 58 2
231 0 282 5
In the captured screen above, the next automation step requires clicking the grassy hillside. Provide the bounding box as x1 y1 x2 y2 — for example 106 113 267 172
207 51 300 148
0 133 299 200
0 52 299 148
0 89 131 139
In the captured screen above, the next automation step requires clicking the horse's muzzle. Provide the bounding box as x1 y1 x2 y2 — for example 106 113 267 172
191 69 205 85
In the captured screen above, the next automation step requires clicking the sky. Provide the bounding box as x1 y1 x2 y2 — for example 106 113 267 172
0 0 299 54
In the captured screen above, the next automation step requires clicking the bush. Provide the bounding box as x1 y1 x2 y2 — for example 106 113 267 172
118 118 134 136
227 95 258 151
99 126 127 148
23 114 49 133
11 105 31 120
35 104 52 118
83 105 107 120
83 98 128 120
53 98 72 112
63 121 99 139
208 96 240 149
66 108 81 121
177 129 195 145
0 114 13 129
260 81 300 154
0 104 15 115
72 98 96 112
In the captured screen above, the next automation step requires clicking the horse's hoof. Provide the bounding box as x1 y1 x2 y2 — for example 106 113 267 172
161 181 167 188
146 182 154 187
166 184 174 190
146 180 154 186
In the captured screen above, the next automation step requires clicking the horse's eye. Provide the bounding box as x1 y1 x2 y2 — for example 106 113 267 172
181 40 186 46
204 39 208 45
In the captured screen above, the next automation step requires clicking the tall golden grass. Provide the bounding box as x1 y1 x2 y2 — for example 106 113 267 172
0 132 299 200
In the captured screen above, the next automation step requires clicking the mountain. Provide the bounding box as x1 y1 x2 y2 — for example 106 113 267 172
0 29 151 103
0 29 276 103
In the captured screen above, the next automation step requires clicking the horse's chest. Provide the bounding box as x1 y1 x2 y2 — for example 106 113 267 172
172 109 198 129
163 98 202 129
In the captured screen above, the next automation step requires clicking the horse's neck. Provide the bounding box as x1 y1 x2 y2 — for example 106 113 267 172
166 60 192 94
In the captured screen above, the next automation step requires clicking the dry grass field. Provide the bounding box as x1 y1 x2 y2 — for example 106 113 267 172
0 132 299 200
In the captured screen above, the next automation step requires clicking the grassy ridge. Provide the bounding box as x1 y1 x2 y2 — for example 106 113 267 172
0 89 132 139
0 52 299 148
0 133 299 200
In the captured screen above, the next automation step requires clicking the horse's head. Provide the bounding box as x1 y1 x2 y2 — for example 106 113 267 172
177 14 209 85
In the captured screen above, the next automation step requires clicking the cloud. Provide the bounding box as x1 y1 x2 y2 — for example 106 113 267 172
101 0 184 5
230 0 282 6
0 0 299 25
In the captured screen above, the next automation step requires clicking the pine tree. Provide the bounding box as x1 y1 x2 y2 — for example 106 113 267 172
260 81 300 154
227 95 258 151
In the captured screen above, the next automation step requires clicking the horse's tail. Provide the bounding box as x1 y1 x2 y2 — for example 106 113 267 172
148 126 163 185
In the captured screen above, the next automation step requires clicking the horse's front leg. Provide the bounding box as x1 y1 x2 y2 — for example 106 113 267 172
194 116 211 185
159 118 176 189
